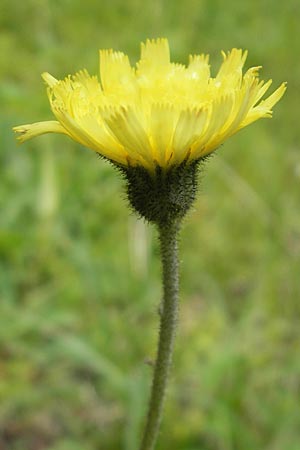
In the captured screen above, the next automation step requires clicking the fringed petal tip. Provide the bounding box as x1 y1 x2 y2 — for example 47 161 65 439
41 72 58 87
260 81 287 113
272 81 287 104
13 121 68 143
13 124 38 143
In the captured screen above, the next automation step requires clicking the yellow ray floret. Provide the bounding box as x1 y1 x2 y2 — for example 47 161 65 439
14 121 69 142
13 38 286 171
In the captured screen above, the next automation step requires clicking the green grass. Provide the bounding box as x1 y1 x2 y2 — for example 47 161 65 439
1 0 300 449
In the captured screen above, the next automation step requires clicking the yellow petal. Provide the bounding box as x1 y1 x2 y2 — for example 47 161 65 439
73 113 128 164
252 79 273 106
137 38 170 77
46 76 75 114
51 107 121 158
256 82 287 112
42 72 58 88
148 104 179 166
200 95 235 151
103 106 155 169
216 49 248 88
141 38 170 64
172 108 208 164
72 69 103 97
240 82 287 128
13 121 68 143
99 49 136 96
187 54 210 81
224 76 259 134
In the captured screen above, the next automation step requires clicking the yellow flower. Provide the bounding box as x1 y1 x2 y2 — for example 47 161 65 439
14 38 286 172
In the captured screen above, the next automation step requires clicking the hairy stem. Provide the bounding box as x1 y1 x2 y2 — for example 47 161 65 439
139 220 180 450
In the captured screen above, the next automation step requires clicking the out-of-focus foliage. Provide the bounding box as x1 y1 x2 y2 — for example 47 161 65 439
1 1 299 449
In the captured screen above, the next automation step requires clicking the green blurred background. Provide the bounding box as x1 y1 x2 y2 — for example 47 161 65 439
1 0 300 449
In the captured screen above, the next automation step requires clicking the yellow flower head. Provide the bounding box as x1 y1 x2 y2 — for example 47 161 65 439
14 38 286 172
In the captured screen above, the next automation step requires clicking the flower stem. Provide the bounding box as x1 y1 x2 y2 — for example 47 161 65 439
139 219 180 450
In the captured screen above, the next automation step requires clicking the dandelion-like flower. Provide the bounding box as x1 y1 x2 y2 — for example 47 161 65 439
13 39 287 450
14 38 286 172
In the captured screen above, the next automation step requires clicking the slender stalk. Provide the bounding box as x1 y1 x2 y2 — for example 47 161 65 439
139 220 180 450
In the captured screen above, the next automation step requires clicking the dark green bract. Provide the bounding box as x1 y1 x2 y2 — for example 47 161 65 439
123 159 206 226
